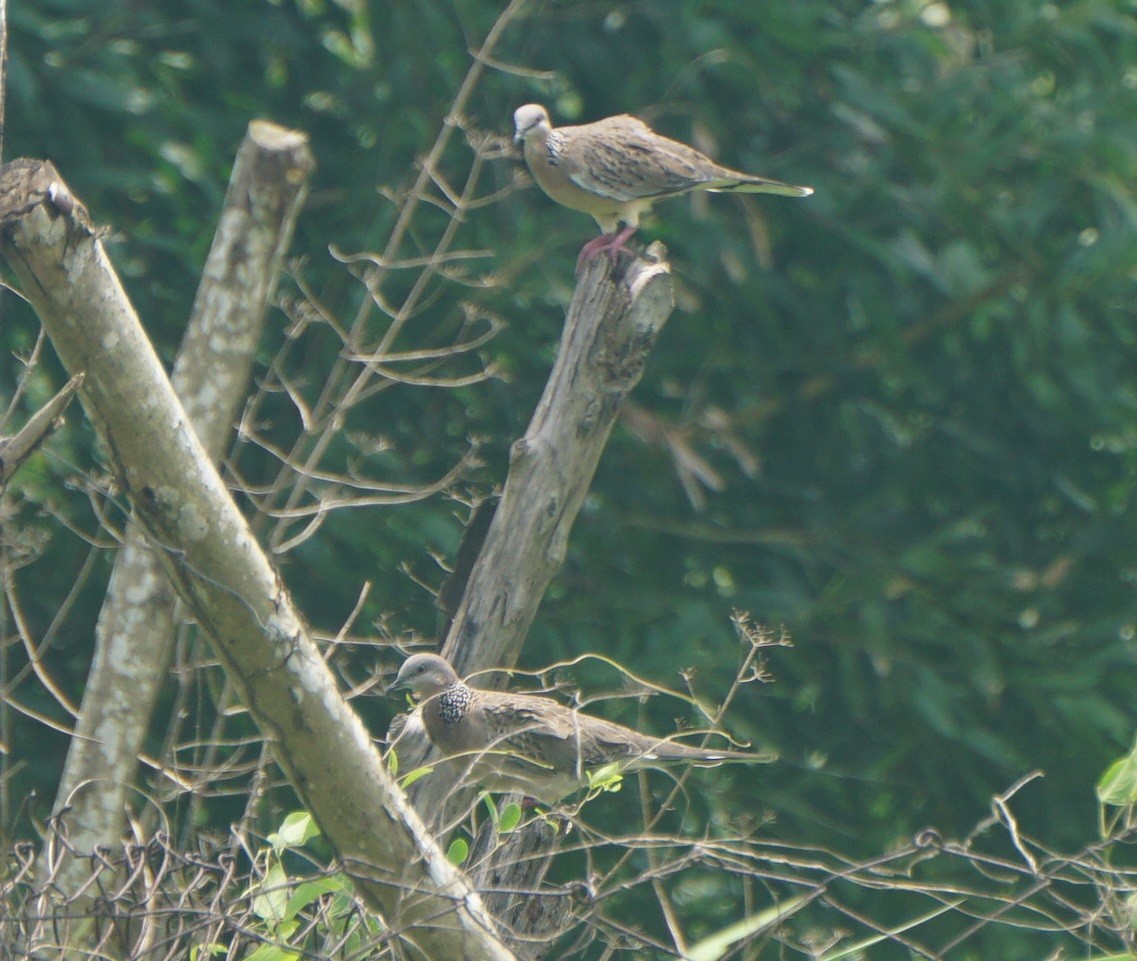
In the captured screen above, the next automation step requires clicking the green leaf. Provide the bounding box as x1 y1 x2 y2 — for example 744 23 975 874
481 792 497 823
268 812 320 853
329 879 358 920
190 945 225 961
399 765 434 789
252 862 290 924
586 763 624 794
387 749 398 778
1098 751 1137 806
446 837 469 866
498 802 522 834
283 876 347 922
243 943 300 961
341 913 386 956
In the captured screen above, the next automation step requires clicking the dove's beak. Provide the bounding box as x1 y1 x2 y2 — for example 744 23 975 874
513 131 523 146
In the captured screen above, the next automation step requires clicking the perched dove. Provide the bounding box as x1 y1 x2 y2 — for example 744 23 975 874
389 653 771 805
513 103 812 272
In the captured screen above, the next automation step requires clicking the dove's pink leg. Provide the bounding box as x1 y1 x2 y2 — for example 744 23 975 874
575 225 638 274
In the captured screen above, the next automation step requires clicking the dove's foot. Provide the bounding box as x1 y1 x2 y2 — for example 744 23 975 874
576 225 638 274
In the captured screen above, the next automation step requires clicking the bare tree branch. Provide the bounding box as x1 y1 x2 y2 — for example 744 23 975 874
394 249 674 951
0 160 516 961
48 122 315 898
0 373 81 484
442 248 674 680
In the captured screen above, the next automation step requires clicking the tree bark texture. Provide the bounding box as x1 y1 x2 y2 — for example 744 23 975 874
0 159 516 961
49 122 314 896
443 249 674 678
399 249 674 952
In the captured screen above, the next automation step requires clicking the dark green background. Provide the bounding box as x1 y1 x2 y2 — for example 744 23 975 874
3 0 1136 955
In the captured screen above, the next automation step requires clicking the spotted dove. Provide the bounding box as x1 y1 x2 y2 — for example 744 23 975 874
512 103 813 272
389 653 771 805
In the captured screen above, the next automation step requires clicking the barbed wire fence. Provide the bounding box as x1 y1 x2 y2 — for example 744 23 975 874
3 790 1136 960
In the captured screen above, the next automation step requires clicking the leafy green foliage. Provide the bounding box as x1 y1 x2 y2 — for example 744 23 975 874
585 762 624 797
204 810 361 961
497 800 522 834
4 0 1137 953
446 836 470 866
1099 735 1137 808
399 765 435 790
267 811 321 853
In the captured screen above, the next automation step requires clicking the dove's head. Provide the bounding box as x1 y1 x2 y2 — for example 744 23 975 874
513 103 552 145
390 653 461 699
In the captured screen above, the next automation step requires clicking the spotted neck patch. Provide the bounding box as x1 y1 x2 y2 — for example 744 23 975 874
546 130 564 167
437 683 472 725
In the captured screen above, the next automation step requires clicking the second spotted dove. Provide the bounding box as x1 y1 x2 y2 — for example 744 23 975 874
389 653 771 805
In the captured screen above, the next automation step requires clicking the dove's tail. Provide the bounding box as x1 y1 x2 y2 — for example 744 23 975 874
649 740 777 766
707 174 813 198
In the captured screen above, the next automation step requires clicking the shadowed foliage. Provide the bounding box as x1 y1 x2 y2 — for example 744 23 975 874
2 0 1137 957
